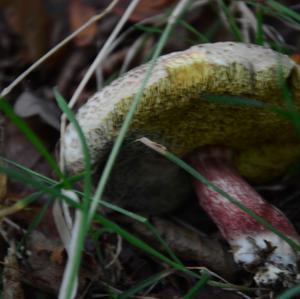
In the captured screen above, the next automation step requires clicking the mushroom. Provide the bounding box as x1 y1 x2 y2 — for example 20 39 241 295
62 42 300 288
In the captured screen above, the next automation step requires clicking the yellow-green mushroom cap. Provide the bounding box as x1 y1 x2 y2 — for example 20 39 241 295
63 42 300 211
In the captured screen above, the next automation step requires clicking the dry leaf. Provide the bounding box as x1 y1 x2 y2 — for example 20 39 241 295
114 0 178 22
291 54 300 64
14 91 60 130
50 246 65 265
69 0 97 46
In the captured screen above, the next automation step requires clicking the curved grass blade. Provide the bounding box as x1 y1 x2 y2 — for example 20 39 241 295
183 270 210 299
178 19 210 43
54 89 93 299
116 270 174 299
54 89 92 210
138 137 300 252
0 165 81 209
202 94 300 133
0 98 65 183
94 212 253 292
267 0 300 23
255 3 265 45
17 196 52 250
218 0 243 42
277 284 300 299
89 0 193 225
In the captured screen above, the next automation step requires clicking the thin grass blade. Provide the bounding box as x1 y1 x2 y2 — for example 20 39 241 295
183 270 210 299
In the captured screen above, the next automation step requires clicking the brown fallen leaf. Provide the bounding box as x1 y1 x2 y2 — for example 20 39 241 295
69 0 97 46
14 90 61 130
2 0 51 62
23 230 102 295
50 246 65 265
291 53 300 64
114 0 178 22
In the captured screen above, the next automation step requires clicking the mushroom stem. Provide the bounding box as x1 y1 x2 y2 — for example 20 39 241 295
190 147 300 288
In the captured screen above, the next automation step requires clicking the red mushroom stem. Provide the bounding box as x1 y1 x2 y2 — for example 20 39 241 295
190 146 300 287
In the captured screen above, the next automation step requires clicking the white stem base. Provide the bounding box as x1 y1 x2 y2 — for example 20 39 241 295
231 232 299 287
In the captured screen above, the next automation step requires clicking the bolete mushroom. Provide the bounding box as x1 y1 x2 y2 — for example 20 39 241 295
62 42 300 288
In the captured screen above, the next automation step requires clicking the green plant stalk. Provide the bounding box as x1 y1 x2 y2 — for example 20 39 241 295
145 222 184 266
54 89 92 209
1 156 84 189
116 270 174 299
138 138 300 252
88 0 193 224
0 158 254 292
246 0 300 30
218 0 243 42
277 284 300 299
183 270 210 299
0 192 40 219
0 156 57 185
54 89 180 297
202 93 300 131
94 213 187 273
54 90 93 299
267 0 300 23
275 62 300 136
17 197 52 251
94 213 256 292
255 3 265 45
0 98 65 182
178 19 210 43
0 165 81 209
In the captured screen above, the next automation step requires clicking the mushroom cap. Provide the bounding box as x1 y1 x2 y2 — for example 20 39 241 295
63 42 300 211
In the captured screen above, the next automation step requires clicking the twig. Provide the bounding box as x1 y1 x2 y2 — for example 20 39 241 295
105 234 123 269
58 2 143 298
59 0 142 172
0 0 119 98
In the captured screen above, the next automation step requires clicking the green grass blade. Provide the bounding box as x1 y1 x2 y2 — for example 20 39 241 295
55 89 93 299
267 0 300 23
166 150 300 251
139 138 300 252
0 98 65 182
183 270 210 299
0 156 84 188
144 221 184 266
202 94 300 129
0 156 57 185
94 213 188 272
218 0 243 42
116 270 173 299
88 0 193 225
134 24 163 34
247 0 300 32
178 19 210 43
94 212 251 291
277 284 300 299
54 89 92 211
202 94 266 108
255 3 265 45
0 191 42 220
275 61 300 136
0 165 81 209
17 196 52 251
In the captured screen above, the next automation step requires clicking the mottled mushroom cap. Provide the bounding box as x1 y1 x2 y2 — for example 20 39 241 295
63 42 300 212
